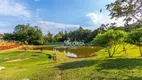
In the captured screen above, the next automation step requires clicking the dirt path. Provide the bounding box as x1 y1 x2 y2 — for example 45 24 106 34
57 70 62 80
5 58 29 63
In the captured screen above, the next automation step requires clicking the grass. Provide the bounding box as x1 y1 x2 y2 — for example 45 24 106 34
59 58 142 80
0 51 53 80
0 45 142 80
95 44 140 59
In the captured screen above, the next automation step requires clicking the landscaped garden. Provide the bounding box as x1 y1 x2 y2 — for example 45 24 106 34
0 43 141 80
1 27 141 80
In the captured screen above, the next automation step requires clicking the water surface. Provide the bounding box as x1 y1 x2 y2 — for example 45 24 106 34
33 46 102 58
54 46 102 58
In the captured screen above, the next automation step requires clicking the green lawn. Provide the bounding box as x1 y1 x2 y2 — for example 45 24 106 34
0 45 142 80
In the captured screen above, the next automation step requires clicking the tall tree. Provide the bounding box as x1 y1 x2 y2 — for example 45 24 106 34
13 24 29 41
3 24 44 45
45 32 56 42
54 33 62 42
69 26 93 42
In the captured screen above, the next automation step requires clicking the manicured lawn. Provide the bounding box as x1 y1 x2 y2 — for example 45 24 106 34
0 51 53 80
0 45 141 80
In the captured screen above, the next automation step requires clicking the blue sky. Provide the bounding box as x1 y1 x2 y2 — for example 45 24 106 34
0 0 121 34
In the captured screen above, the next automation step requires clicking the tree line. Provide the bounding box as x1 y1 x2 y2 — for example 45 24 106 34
2 25 97 44
3 22 141 45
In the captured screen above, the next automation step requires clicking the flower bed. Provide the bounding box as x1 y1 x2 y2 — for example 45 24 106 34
0 41 20 50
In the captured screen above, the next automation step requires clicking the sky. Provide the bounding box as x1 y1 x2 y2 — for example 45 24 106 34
0 0 124 34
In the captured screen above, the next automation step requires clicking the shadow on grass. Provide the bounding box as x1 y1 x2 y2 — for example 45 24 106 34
57 58 142 70
56 60 101 70
97 58 142 70
126 76 142 80
88 76 142 80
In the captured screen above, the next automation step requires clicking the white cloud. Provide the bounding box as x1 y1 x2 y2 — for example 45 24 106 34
31 21 80 35
87 13 126 27
87 13 138 27
0 0 31 18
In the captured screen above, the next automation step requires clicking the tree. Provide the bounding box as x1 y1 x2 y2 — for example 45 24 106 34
92 30 127 57
127 28 142 56
69 26 93 42
3 24 45 45
3 33 14 40
28 26 45 45
56 31 64 42
106 0 142 25
45 32 56 42
63 31 70 41
13 24 29 42
54 33 62 42
83 29 93 42
22 41 28 52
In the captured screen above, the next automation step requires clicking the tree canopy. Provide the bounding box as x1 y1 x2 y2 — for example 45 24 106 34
106 0 142 24
3 24 45 45
92 29 127 57
127 28 142 56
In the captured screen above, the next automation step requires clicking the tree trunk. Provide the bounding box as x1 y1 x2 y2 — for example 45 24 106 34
111 52 115 58
108 52 112 57
22 45 26 52
123 44 127 54
107 48 112 57
139 46 142 57
40 48 43 53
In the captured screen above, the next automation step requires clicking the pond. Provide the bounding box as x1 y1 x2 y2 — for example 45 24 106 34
54 46 102 58
33 46 102 58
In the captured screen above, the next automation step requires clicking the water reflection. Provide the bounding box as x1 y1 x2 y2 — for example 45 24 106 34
64 51 77 58
54 46 102 58
32 46 102 58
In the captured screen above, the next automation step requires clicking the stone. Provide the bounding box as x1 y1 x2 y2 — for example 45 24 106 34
0 67 5 70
